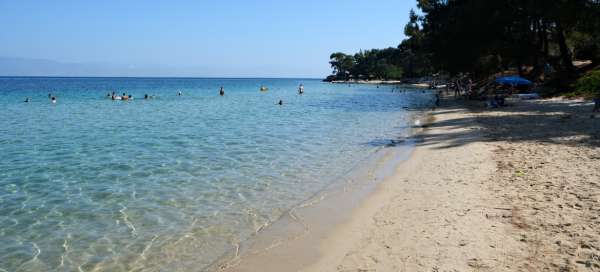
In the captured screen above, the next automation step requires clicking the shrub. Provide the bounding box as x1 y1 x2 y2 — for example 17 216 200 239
570 68 600 99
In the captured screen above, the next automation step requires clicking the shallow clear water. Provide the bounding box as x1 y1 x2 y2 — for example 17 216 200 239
0 77 432 271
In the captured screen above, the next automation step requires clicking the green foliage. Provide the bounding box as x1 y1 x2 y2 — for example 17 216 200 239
328 48 408 80
382 64 404 79
570 68 600 98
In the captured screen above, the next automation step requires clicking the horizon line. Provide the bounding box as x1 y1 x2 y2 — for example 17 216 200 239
0 75 324 80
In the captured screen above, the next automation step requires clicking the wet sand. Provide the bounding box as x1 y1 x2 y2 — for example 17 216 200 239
216 97 600 271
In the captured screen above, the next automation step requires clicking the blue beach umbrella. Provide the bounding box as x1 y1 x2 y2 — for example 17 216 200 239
495 76 532 86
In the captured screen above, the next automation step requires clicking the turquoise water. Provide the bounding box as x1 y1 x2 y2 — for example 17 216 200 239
0 77 432 271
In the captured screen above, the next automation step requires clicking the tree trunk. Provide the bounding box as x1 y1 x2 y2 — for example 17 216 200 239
533 19 540 67
542 22 549 59
556 22 574 74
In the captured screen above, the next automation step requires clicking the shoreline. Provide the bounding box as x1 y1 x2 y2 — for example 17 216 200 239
329 80 403 85
215 96 600 271
218 98 511 272
210 110 429 272
327 80 438 89
301 99 520 271
211 106 445 272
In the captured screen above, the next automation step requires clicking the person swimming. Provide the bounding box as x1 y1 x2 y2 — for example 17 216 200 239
278 100 283 105
260 85 268 92
24 97 30 103
51 96 57 104
111 93 122 100
122 93 129 100
298 84 304 95
144 94 149 99
219 86 225 96
178 91 182 96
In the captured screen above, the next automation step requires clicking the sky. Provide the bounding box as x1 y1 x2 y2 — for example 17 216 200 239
0 0 415 78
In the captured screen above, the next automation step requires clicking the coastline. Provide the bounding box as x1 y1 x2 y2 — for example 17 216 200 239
329 80 403 85
219 98 514 272
210 110 427 272
327 79 437 89
215 96 600 271
300 99 520 271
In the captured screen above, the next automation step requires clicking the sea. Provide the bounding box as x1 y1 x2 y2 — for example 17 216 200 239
0 77 433 271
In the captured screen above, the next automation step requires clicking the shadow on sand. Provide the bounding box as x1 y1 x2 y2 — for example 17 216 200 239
367 98 600 150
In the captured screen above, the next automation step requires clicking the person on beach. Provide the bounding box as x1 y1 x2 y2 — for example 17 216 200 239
593 90 600 113
298 84 304 95
454 80 461 97
467 78 473 94
219 86 225 96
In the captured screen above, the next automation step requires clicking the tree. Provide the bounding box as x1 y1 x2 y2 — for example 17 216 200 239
328 0 599 86
329 53 356 80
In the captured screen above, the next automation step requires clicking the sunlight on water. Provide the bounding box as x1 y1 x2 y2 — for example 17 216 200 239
0 77 432 271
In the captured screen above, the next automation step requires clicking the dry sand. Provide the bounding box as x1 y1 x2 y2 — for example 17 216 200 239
219 97 600 271
476 98 600 271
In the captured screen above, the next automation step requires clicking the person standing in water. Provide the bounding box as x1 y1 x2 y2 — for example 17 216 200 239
219 86 225 96
24 97 30 103
298 84 304 95
178 91 182 96
278 100 283 105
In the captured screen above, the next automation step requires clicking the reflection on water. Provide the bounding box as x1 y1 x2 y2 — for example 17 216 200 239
0 78 432 271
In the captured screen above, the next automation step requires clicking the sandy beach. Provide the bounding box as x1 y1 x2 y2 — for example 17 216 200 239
220 96 600 271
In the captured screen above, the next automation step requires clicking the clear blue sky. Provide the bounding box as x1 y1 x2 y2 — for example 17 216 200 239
0 0 415 78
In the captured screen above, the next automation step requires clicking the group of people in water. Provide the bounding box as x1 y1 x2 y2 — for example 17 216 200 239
25 84 306 105
108 92 134 100
23 93 57 103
